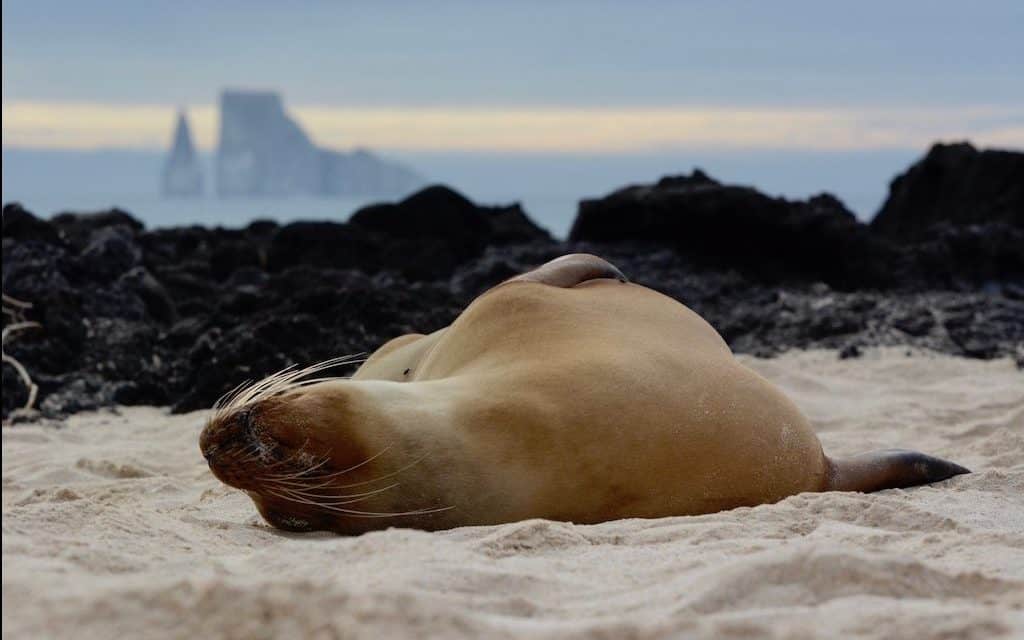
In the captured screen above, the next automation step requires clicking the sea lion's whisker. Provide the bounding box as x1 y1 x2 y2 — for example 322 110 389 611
276 374 357 390
227 438 313 471
264 482 401 503
308 442 394 477
265 454 330 480
261 473 337 488
213 354 367 422
238 439 264 459
213 379 251 411
222 368 294 411
262 451 332 480
259 438 315 470
314 503 455 518
272 481 399 501
224 442 255 460
233 448 266 466
220 378 256 407
333 451 431 489
233 451 258 464
225 367 298 413
264 488 453 519
267 476 350 492
264 488 329 508
265 442 395 481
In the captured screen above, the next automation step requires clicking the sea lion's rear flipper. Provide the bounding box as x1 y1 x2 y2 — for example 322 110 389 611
507 254 629 288
825 448 969 493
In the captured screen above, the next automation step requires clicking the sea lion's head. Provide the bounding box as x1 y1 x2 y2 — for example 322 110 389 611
198 357 446 533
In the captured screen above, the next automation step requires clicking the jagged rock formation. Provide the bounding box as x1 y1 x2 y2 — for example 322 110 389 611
871 142 1024 239
215 91 319 197
4 145 1023 419
268 184 552 280
569 157 1024 289
569 170 893 289
215 90 421 198
161 111 203 197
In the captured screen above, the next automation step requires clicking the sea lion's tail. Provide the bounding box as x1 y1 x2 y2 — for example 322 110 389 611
824 448 969 493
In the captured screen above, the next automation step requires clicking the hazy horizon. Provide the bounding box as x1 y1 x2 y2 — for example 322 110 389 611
3 144 928 237
3 1 1021 234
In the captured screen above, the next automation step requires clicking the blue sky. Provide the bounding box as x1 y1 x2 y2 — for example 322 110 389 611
3 1 1022 152
3 1 1023 107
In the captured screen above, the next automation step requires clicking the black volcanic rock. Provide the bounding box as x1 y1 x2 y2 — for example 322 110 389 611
488 203 553 245
268 186 553 281
51 208 145 250
2 203 62 245
569 170 892 289
3 146 1023 420
1 193 555 418
351 185 552 244
871 142 1024 239
344 185 553 279
120 266 177 323
76 226 144 282
904 221 1024 287
350 185 493 267
267 222 380 273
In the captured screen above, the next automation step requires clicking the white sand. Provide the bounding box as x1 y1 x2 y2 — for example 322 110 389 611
3 348 1023 639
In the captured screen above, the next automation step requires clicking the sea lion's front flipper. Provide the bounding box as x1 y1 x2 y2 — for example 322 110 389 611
506 254 628 289
825 448 969 493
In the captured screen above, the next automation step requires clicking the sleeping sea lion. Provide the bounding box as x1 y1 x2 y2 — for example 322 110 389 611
199 254 968 534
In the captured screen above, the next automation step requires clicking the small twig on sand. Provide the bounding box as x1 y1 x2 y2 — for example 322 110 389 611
3 351 40 409
2 295 42 416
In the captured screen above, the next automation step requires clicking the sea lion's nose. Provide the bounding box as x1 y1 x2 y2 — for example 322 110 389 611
200 440 219 463
199 427 223 463
199 409 252 462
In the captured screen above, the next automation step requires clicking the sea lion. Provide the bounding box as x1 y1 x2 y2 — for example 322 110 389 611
199 253 968 535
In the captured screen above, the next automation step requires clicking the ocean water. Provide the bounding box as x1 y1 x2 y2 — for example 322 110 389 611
3 147 914 239
3 191 582 238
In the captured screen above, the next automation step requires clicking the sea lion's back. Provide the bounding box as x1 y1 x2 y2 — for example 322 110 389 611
416 279 731 380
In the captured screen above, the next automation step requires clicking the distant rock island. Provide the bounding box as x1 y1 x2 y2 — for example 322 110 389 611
161 111 203 197
163 90 422 198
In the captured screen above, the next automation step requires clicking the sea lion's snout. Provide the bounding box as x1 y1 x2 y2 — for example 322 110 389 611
199 408 253 464
199 406 285 490
200 397 339 491
199 376 448 534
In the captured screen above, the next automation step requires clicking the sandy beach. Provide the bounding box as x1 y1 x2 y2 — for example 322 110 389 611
3 348 1022 639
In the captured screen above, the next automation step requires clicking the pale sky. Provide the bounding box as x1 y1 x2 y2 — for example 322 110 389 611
3 1 1023 153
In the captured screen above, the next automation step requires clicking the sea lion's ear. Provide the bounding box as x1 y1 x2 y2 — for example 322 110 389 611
506 254 629 289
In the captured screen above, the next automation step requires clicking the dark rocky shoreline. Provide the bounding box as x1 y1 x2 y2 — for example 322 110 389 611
3 142 1022 420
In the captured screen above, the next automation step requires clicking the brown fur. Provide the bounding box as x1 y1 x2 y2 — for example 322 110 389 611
200 254 968 535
